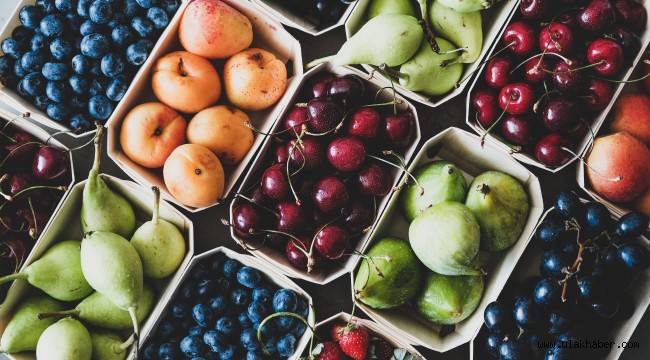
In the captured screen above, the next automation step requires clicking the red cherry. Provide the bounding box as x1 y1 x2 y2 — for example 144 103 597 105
326 137 366 172
520 0 554 19
232 203 266 239
485 56 515 89
535 133 574 168
314 224 350 260
285 236 313 270
524 56 555 84
471 89 501 128
539 23 574 55
283 106 308 136
276 201 308 234
306 72 336 99
587 38 624 77
261 163 290 201
347 107 381 139
384 112 415 148
32 145 69 181
501 115 536 146
272 143 288 164
614 0 647 33
542 98 581 132
287 137 324 170
583 78 614 111
552 59 587 93
502 21 538 57
312 176 349 214
577 0 616 32
498 83 536 115
356 162 392 197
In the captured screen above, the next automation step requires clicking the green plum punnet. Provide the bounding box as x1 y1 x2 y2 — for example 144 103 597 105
408 201 483 275
0 296 66 353
430 1 483 64
437 0 504 12
415 270 484 325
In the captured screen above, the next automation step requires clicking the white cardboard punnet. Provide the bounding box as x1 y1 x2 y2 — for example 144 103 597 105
465 1 650 172
137 247 314 360
229 63 421 285
0 175 194 360
351 127 543 352
344 0 519 108
106 0 304 213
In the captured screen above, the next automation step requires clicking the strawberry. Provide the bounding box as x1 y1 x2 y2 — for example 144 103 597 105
338 325 370 360
330 322 347 342
314 341 349 360
370 338 394 360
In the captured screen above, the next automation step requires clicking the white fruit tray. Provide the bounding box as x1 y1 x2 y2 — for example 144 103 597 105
465 0 650 173
345 0 519 108
0 175 194 360
106 0 304 212
350 127 543 353
229 62 422 285
470 203 650 360
250 0 358 36
138 246 315 360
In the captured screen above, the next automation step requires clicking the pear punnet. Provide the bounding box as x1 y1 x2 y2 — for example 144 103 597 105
0 296 66 353
306 14 424 68
465 171 530 252
0 240 93 301
408 201 483 275
367 0 417 19
131 186 186 278
429 1 483 64
80 231 144 341
354 237 423 309
400 160 467 222
90 329 135 360
81 124 136 238
415 270 484 325
437 0 503 12
36 317 93 360
38 283 156 330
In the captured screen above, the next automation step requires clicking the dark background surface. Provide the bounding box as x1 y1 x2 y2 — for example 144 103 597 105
4 25 649 360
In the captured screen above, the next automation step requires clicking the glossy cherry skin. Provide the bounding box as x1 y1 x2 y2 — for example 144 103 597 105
614 0 647 33
306 72 335 99
502 21 538 57
552 59 587 93
587 38 624 77
286 137 324 170
3 131 39 168
539 23 574 55
285 235 313 270
607 26 640 55
326 136 366 172
384 112 415 148
501 115 536 146
261 163 290 201
520 0 553 19
342 200 373 234
535 133 574 168
283 106 308 136
578 0 616 32
272 143 288 164
32 145 69 181
306 97 343 134
499 83 535 115
347 107 381 139
524 56 555 84
485 56 515 89
232 203 266 238
356 162 392 197
583 78 614 111
472 89 501 128
314 224 350 260
276 201 308 234
312 176 349 214
326 74 365 107
542 98 581 132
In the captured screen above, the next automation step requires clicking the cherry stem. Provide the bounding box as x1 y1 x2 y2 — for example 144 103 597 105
455 41 516 89
286 138 303 206
244 120 307 137
367 154 423 195
44 128 84 145
234 193 280 218
66 132 99 152
27 197 37 239
560 146 622 182
479 96 511 148
510 52 572 75
1 112 29 132
0 141 42 171
542 60 604 74
0 184 67 202
596 60 650 83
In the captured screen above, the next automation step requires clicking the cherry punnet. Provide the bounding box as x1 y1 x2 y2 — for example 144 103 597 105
314 224 350 260
501 115 536 146
384 112 415 148
543 98 582 132
587 38 624 77
520 0 553 19
306 72 336 99
535 133 574 168
284 106 309 136
578 0 617 32
539 23 574 55
306 97 344 134
312 175 349 214
261 163 291 201
342 200 374 234
524 55 556 84
356 162 392 197
552 59 587 93
347 107 381 139
499 82 536 115
326 74 365 108
614 0 647 33
232 202 267 239
327 136 366 172
502 21 538 57
485 56 516 89
472 89 501 128
583 77 614 111
276 201 308 234
287 137 324 170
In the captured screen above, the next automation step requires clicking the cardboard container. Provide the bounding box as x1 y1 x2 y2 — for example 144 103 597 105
138 246 314 360
250 0 358 36
106 0 304 212
344 0 519 108
350 127 543 352
465 1 650 172
311 312 423 358
229 62 422 285
0 0 183 138
470 204 650 360
0 175 194 360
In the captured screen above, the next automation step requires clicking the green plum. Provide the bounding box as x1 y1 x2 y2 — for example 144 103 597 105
415 270 484 325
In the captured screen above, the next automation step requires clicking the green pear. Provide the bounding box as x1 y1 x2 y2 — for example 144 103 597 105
81 125 136 239
437 0 503 12
354 237 423 309
399 160 467 222
367 0 417 19
90 329 134 360
80 231 143 338
0 296 66 353
465 171 530 252
408 201 483 275
429 1 483 64
131 186 186 278
38 283 156 330
306 14 423 68
415 270 484 325
36 317 93 360
0 240 93 301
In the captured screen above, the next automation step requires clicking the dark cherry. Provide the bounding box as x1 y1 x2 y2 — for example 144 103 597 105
3 131 39 168
232 203 266 238
587 38 624 77
607 26 640 56
249 185 270 207
539 23 574 55
4 173 36 198
314 224 350 260
312 175 349 214
520 0 553 19
566 118 590 140
499 83 536 115
276 201 308 234
327 136 366 172
283 106 308 136
556 10 580 26
342 200 373 234
261 163 290 201
614 0 647 33
306 97 343 134
552 59 587 93
484 56 515 89
264 232 287 250
578 0 616 32
471 89 501 128
384 112 415 148
524 56 555 84
286 137 324 170
306 72 336 99
326 74 365 107
542 98 581 132
535 133 574 168
583 77 614 111
32 145 69 182
273 142 288 164
347 107 381 139
356 162 392 197
502 21 538 57
501 115 536 146
16 206 47 238
285 235 312 270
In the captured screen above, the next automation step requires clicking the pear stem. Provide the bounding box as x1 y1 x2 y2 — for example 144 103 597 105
305 55 336 70
128 306 139 338
92 124 104 173
0 271 27 285
37 309 79 320
378 63 409 81
118 334 136 351
151 186 160 225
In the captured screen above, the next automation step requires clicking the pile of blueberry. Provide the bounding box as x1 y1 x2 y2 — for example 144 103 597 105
477 191 650 359
0 0 180 132
142 252 309 360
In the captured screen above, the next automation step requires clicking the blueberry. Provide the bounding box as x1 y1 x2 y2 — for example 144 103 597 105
483 301 515 336
533 278 562 308
618 212 649 239
231 287 250 307
540 248 571 279
252 286 272 304
88 94 113 120
159 0 179 14
289 321 307 338
21 73 47 97
0 56 15 77
81 33 110 59
147 7 169 29
13 61 28 78
215 316 237 338
30 33 48 51
295 298 309 318
50 38 73 61
36 0 57 14
179 282 195 300
125 40 149 65
210 253 227 274
180 335 205 357
209 296 228 316
618 243 650 271
273 289 298 313
192 303 214 328
106 75 128 101
253 319 276 338
12 26 33 42
264 337 278 356
65 12 83 32
46 80 69 102
110 24 134 48
158 342 183 359
131 17 155 38
136 0 158 9
89 1 112 24
194 279 217 298
21 50 46 72
246 351 262 360
217 344 235 360
55 0 75 12
99 52 126 77
485 333 501 357
71 54 90 74
17 81 31 98
513 296 543 330
124 0 142 18
236 267 262 289
77 0 93 18
240 328 260 351
40 14 66 38
42 62 69 81
223 259 242 279
142 340 159 360
247 301 269 324
108 12 126 28
498 339 531 360
69 113 90 130
276 333 296 357
203 329 224 352
46 102 70 122
238 311 253 328
216 277 231 293
275 315 294 332
34 95 52 111
80 20 105 37
170 301 190 319
2 38 27 59
20 6 44 30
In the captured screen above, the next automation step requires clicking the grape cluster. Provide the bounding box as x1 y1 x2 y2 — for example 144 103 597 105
479 190 650 359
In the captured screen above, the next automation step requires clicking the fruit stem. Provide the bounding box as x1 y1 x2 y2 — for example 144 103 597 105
66 132 99 152
118 333 136 351
0 271 27 285
286 141 303 206
128 306 139 355
257 311 318 356
244 121 307 137
378 63 409 81
27 197 37 239
510 52 572 75
37 309 79 320
91 124 104 174
234 194 280 218
151 186 160 225
0 112 29 132
305 55 336 70
542 60 605 74
477 184 490 198
560 146 622 182
0 185 67 202
479 95 511 148
367 154 423 195
417 0 440 54
0 141 43 171
596 60 650 83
